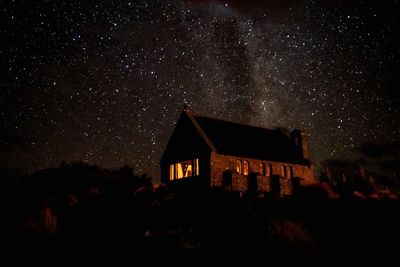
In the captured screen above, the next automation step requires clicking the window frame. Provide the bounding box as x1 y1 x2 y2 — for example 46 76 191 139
169 158 200 180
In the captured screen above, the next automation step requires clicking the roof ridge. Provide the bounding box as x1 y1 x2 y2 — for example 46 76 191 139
184 110 217 152
194 114 285 133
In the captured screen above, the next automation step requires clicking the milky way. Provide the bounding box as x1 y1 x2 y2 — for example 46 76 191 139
1 1 399 179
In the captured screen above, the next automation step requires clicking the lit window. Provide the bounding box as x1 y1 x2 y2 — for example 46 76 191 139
169 164 175 180
176 161 192 179
169 159 199 180
243 160 249 175
236 160 242 174
195 158 199 176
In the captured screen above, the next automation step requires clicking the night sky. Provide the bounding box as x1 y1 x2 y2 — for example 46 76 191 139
1 0 399 179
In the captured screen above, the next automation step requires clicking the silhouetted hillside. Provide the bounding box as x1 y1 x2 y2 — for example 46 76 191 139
1 162 399 265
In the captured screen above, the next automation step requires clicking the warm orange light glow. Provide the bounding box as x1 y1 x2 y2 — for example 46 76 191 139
195 158 199 176
243 160 249 175
236 160 242 174
169 164 174 180
169 159 199 180
177 162 192 178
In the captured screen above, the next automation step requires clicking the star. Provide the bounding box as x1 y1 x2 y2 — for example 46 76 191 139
0 0 399 180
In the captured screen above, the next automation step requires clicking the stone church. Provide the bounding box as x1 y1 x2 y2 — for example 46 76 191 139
160 107 315 196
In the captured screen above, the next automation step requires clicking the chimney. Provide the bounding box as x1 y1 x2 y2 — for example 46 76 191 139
290 129 309 160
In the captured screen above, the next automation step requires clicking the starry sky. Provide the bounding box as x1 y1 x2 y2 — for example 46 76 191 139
1 0 399 179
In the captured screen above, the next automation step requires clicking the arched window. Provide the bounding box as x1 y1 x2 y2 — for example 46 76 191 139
236 160 242 174
260 162 266 176
243 160 249 175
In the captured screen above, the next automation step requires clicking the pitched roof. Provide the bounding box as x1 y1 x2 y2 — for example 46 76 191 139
191 113 306 164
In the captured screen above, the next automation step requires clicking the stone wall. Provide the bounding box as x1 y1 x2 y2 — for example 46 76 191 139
232 173 248 192
210 152 315 194
258 175 271 192
280 177 292 196
229 173 273 193
293 164 315 186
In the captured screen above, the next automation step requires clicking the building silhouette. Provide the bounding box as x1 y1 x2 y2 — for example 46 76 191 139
160 107 315 196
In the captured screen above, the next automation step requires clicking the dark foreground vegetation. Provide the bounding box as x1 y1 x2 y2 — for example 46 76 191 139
1 162 399 265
